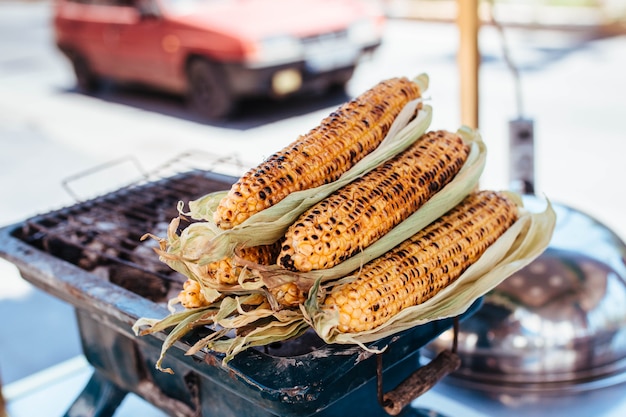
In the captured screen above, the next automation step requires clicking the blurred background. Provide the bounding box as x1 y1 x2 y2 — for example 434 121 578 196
1 0 625 414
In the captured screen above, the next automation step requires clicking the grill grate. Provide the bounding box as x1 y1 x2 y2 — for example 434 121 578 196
12 170 235 302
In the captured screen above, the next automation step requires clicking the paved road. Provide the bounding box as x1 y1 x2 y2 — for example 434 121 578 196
1 0 626 389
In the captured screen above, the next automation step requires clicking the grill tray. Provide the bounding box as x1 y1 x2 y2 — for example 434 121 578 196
0 169 479 417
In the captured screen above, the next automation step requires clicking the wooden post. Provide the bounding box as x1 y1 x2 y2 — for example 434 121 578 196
457 0 480 129
0 372 6 417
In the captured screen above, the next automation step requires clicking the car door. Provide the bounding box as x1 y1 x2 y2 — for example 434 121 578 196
54 0 124 78
82 0 137 79
111 0 180 91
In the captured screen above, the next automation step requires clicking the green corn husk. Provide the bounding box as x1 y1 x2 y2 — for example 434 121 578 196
301 192 556 349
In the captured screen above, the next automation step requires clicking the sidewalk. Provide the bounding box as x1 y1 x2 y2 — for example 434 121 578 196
3 356 167 417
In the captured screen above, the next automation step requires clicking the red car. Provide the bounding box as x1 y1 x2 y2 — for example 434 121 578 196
53 0 385 119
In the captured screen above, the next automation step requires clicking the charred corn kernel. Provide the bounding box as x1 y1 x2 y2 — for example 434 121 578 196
269 282 307 308
179 279 209 309
202 243 280 285
323 190 518 333
278 130 470 272
214 77 423 229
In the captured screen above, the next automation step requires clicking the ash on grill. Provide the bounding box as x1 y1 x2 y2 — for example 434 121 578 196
14 170 219 302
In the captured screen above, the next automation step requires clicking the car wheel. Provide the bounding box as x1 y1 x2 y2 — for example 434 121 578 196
187 59 235 120
70 52 100 93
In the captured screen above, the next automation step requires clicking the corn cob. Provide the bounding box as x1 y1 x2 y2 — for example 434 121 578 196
179 279 209 309
323 190 518 333
213 77 423 229
269 282 307 308
277 130 470 272
202 243 281 285
179 243 280 308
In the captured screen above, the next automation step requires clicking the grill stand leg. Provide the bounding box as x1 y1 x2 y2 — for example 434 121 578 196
63 370 128 417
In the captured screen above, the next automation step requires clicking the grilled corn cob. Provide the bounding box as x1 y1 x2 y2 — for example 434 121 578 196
179 243 280 308
214 77 423 229
179 279 209 308
278 130 470 272
202 243 281 285
323 190 518 333
268 282 307 308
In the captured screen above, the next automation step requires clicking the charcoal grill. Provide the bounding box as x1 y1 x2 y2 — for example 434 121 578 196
0 166 480 417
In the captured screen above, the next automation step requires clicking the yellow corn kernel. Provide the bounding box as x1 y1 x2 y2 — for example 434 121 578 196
214 77 423 229
323 190 518 333
268 282 307 308
278 130 470 272
178 279 208 309
201 243 280 285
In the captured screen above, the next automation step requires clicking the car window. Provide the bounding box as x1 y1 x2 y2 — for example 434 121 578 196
160 0 225 14
66 0 159 13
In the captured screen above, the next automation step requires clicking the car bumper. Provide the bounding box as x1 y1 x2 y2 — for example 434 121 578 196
223 62 354 98
221 42 381 98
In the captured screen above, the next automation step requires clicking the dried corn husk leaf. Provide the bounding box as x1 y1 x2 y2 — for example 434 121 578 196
146 215 267 298
133 306 219 373
302 193 556 348
204 311 310 363
132 292 270 371
185 191 227 223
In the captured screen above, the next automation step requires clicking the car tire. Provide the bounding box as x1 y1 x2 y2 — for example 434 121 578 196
70 52 100 93
186 59 235 120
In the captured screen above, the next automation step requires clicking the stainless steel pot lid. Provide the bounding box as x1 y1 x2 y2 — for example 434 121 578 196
425 195 626 395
